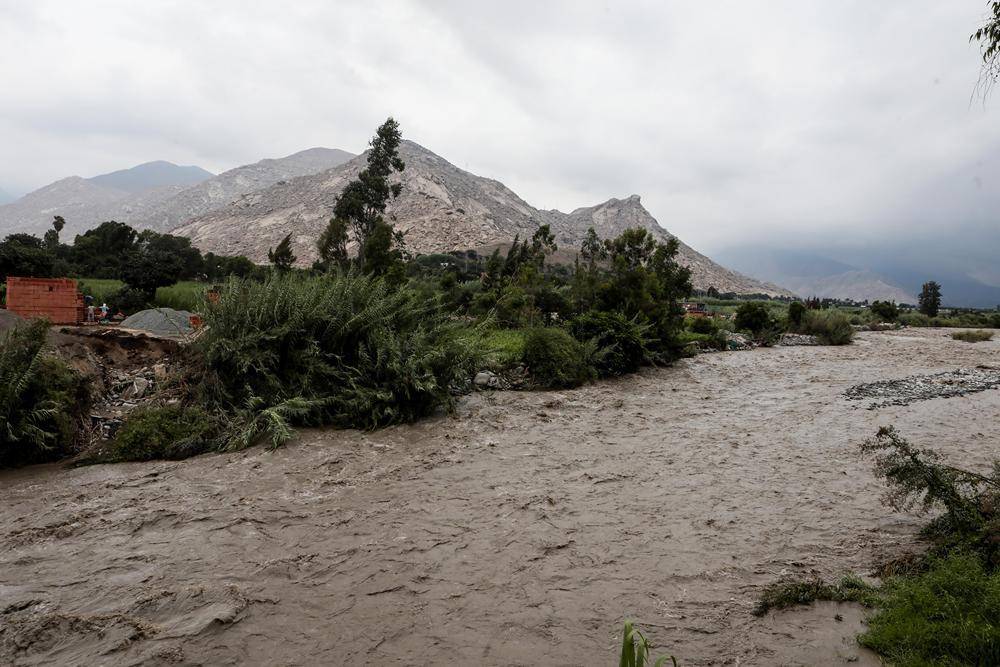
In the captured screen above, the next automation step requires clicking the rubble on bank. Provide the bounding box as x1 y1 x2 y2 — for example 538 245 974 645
777 333 819 346
844 365 1000 409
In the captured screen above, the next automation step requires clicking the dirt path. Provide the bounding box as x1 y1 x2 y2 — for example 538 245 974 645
2 328 998 666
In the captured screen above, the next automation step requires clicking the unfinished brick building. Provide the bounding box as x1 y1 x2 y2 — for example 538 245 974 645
5 277 86 325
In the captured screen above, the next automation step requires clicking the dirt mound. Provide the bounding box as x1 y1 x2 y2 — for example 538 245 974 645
120 308 194 336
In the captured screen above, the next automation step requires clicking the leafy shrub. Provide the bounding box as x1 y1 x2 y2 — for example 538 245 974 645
953 329 994 343
861 426 1000 566
570 311 650 377
687 315 716 334
107 405 217 461
800 309 854 345
521 327 597 388
870 300 900 322
200 273 480 448
734 302 772 335
0 319 88 467
787 301 806 327
859 553 1000 666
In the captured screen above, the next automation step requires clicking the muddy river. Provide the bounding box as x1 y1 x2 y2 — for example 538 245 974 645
2 328 998 666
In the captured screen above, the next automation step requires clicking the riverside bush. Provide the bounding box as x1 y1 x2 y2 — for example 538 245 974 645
108 405 217 461
0 319 88 467
953 329 994 342
570 311 650 377
859 553 1000 665
734 302 772 335
800 309 854 345
200 272 480 448
521 326 597 388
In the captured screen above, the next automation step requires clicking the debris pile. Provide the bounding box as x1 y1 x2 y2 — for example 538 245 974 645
725 332 752 351
120 308 194 337
844 366 1000 409
90 361 174 438
777 333 819 346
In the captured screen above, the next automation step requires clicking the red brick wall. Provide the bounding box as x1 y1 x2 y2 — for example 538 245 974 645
6 277 85 325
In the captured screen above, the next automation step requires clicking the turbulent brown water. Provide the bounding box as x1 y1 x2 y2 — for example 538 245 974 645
2 328 998 666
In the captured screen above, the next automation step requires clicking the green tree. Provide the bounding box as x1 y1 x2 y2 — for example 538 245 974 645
43 215 65 251
268 233 297 273
328 117 406 272
69 221 138 278
316 216 349 270
919 281 942 317
972 2 1000 97
787 301 806 328
735 302 772 335
870 300 899 321
121 230 195 296
0 234 54 280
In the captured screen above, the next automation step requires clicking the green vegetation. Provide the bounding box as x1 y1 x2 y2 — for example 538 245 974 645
860 553 1000 665
569 311 651 377
200 272 481 448
918 281 942 318
618 620 677 667
953 329 994 342
870 300 899 322
753 575 876 616
756 426 1000 666
734 302 772 336
521 326 597 389
972 2 1000 97
798 309 854 345
0 319 88 467
106 405 217 462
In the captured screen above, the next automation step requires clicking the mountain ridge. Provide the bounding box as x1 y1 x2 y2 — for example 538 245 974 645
171 141 791 296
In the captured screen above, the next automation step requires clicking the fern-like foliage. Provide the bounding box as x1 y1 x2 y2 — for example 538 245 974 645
0 319 85 467
199 271 481 449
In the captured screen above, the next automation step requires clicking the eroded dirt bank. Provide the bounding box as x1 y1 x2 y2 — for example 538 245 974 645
2 328 998 666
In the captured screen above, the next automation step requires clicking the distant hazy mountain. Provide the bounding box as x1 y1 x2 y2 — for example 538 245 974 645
0 188 14 205
172 141 790 296
713 246 915 303
133 147 356 233
88 161 213 193
0 148 355 239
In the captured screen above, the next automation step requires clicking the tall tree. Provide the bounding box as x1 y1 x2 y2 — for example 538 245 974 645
316 216 349 270
972 2 1000 98
268 233 296 273
918 281 942 317
324 117 406 273
43 215 65 251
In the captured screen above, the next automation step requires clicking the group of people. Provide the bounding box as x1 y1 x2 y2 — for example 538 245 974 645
84 295 123 324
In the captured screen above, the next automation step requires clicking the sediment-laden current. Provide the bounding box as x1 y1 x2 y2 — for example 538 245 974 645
1 328 998 665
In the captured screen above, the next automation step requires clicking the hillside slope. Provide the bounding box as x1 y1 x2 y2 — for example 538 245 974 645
0 148 354 238
172 141 789 295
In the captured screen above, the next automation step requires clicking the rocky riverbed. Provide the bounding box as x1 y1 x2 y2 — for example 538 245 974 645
1 327 998 665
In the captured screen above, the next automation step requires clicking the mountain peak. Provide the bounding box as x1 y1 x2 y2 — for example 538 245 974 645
87 161 214 193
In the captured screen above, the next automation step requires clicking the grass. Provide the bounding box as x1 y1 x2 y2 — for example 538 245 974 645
798 309 854 345
753 575 877 616
952 329 994 343
859 553 1000 666
619 620 677 667
75 278 209 313
461 327 526 369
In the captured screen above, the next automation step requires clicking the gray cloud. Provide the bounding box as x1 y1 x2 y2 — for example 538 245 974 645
0 0 996 255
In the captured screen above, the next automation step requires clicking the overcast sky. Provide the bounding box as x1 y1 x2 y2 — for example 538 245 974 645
0 0 996 253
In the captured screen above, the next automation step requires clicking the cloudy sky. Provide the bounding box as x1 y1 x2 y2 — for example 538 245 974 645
0 0 996 254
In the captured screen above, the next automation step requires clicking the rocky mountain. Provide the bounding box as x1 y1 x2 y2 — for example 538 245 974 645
0 148 354 239
172 141 790 296
777 270 915 304
88 161 214 193
132 147 356 233
0 177 157 238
